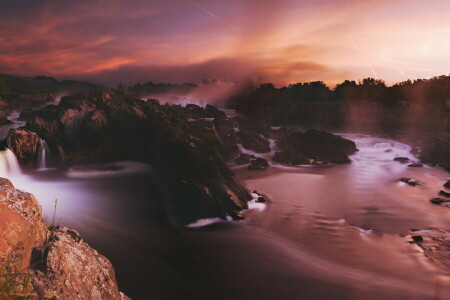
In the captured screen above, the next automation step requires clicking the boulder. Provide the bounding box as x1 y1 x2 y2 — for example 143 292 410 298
6 129 39 167
394 157 410 163
400 178 419 186
31 227 129 300
273 149 310 165
275 129 357 164
248 158 269 170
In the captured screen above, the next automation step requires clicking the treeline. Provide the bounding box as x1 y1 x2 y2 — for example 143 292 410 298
227 76 450 133
0 74 102 99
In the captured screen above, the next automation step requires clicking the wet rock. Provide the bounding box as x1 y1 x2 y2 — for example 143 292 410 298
385 149 393 153
273 149 310 165
275 129 357 164
444 180 450 190
394 157 409 163
229 211 245 220
248 157 269 170
430 198 450 206
25 91 251 225
411 235 423 242
238 131 271 153
400 178 420 186
235 153 251 165
407 163 423 168
6 129 39 167
438 190 450 198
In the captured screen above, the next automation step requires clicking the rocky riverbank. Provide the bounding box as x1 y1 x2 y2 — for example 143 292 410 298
0 177 129 300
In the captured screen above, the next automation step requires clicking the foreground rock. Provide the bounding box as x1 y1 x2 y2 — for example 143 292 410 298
274 129 357 165
0 178 128 299
21 91 251 225
32 227 129 300
6 129 39 167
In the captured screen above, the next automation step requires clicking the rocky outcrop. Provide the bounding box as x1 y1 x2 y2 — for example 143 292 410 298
213 115 239 160
24 91 251 225
6 129 39 168
0 178 129 300
238 131 271 153
32 227 129 300
274 129 357 165
0 178 47 272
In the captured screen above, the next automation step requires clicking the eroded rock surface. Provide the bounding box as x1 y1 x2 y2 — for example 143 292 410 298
0 178 129 300
6 129 39 167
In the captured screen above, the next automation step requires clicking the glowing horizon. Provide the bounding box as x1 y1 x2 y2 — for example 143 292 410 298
0 0 449 86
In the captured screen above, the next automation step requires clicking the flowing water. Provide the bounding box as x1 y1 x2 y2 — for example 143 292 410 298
1 134 449 299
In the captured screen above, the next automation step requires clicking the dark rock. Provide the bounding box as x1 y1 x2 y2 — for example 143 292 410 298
385 149 393 153
438 190 450 198
444 180 450 190
213 115 239 161
24 90 251 225
235 153 251 165
400 178 419 186
273 149 310 165
430 198 450 205
274 129 357 164
238 131 271 153
248 157 269 170
411 235 423 242
229 211 245 220
394 157 410 163
420 137 450 172
408 163 423 168
6 129 39 167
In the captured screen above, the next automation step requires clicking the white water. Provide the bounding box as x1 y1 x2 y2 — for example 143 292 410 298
37 139 51 170
0 149 22 178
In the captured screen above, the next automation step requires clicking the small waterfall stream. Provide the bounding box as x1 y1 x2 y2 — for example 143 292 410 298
37 138 51 170
0 148 22 178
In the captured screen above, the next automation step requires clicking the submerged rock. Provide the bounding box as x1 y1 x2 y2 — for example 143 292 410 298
430 198 450 206
248 157 269 170
400 178 420 186
407 163 423 168
393 157 410 163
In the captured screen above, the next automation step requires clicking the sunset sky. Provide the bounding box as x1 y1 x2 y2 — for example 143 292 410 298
1 0 449 86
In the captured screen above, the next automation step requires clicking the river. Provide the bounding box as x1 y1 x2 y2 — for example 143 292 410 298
1 128 449 299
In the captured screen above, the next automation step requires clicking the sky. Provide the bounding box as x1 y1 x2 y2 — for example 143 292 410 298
0 0 449 86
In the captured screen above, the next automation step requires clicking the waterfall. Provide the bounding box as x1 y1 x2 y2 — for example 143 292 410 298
37 139 51 169
0 148 22 178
